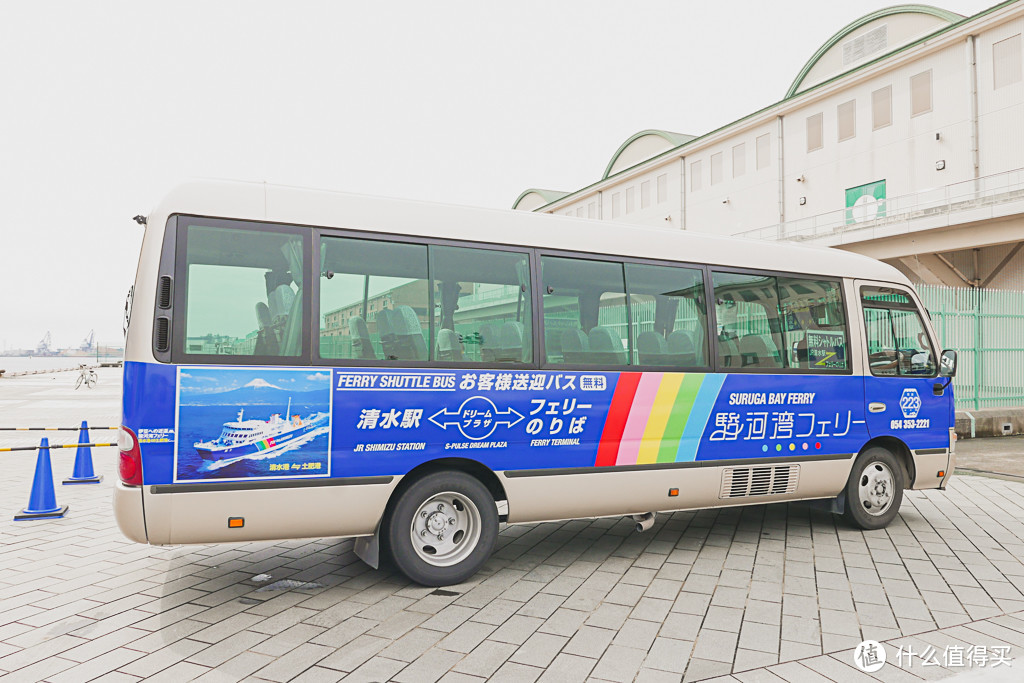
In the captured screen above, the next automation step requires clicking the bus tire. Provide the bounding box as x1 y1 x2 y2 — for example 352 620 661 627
842 447 904 530
386 470 498 587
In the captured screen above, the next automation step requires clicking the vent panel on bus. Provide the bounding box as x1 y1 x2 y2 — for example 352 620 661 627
158 276 173 309
155 317 170 352
719 464 800 498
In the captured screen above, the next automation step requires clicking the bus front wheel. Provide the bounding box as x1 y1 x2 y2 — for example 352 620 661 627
386 470 498 587
842 447 904 530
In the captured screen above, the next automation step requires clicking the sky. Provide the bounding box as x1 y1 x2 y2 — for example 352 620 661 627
179 368 330 395
0 0 1000 351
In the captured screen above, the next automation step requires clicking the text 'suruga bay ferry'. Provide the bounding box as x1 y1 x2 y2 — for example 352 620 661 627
193 398 328 460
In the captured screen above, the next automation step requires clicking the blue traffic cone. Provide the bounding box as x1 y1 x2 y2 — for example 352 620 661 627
14 438 69 520
63 420 102 484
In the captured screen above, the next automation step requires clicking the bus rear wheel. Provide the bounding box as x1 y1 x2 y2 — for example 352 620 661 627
386 471 498 587
842 447 904 530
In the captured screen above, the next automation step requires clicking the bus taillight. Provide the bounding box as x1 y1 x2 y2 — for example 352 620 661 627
118 425 143 486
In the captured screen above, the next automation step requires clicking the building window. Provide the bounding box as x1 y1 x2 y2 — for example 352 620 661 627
640 180 651 209
872 86 892 130
611 192 621 218
656 174 668 203
732 143 746 178
710 153 723 185
994 34 1022 89
576 207 585 217
625 187 635 213
807 113 823 152
837 100 856 141
588 201 597 218
756 134 770 170
910 70 932 116
690 161 703 191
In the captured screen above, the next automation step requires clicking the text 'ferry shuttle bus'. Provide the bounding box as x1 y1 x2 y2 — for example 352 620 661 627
115 180 959 586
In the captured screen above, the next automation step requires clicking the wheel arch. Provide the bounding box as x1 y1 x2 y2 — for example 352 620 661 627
385 457 507 522
859 436 916 488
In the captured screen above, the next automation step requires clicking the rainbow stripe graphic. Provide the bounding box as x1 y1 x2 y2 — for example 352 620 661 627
595 373 725 467
255 437 277 451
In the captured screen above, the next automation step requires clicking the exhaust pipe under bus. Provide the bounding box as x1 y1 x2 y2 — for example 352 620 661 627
632 512 656 533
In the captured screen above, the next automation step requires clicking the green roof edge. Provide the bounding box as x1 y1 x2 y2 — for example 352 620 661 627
601 130 698 179
785 4 963 98
512 188 570 210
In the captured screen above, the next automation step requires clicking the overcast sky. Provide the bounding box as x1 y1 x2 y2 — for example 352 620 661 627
0 0 998 351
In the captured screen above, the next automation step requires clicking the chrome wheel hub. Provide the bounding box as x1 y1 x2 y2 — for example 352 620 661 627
410 492 481 567
858 462 895 516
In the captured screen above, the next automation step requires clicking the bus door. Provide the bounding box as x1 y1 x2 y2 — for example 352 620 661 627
856 281 951 452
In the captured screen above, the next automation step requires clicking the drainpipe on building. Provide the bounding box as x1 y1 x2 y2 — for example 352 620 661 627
680 156 687 230
968 35 980 182
777 115 786 238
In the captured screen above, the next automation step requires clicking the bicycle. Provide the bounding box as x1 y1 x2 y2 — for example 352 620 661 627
75 365 98 390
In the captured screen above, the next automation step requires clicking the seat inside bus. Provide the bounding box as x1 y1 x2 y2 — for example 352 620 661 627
713 277 784 369
348 316 377 359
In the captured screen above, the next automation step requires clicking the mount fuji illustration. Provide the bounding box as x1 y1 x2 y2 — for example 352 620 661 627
182 376 326 406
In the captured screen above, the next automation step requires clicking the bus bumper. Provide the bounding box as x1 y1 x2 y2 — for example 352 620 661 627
937 446 954 489
113 482 148 543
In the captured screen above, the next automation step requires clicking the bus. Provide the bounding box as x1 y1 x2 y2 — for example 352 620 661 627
115 180 958 586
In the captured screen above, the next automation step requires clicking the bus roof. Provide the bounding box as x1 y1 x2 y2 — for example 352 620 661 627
149 180 908 283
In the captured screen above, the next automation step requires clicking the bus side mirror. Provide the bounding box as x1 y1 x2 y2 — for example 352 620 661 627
939 349 957 378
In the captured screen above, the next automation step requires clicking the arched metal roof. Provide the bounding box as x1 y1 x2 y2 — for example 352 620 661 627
602 130 697 179
512 188 570 210
785 4 962 98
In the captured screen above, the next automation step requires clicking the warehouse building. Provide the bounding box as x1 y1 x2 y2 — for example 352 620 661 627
514 1 1024 291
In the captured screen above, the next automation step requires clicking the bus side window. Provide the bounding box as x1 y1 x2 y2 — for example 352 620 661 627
624 262 708 367
542 256 629 366
710 271 785 369
182 224 304 358
778 277 848 371
429 246 533 364
861 286 936 377
319 237 429 362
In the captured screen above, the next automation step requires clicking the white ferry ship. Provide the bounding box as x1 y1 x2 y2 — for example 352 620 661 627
194 398 329 460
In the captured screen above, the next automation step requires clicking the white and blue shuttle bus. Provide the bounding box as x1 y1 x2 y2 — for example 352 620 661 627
115 181 958 586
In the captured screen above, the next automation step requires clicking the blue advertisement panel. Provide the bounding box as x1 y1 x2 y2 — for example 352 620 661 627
329 369 617 476
120 361 951 486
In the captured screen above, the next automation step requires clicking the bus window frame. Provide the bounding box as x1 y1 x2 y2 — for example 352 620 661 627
312 226 541 370
170 215 314 366
161 214 854 377
707 265 854 376
153 215 179 364
534 247 716 373
858 284 939 379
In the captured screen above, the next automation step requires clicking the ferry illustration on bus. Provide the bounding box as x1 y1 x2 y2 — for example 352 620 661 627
193 398 329 461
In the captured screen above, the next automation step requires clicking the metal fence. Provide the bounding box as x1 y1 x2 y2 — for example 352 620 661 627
918 285 1024 410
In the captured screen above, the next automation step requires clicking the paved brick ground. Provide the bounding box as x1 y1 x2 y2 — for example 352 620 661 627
2 371 1024 682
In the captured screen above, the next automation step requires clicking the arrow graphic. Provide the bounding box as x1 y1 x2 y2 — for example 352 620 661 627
429 396 525 441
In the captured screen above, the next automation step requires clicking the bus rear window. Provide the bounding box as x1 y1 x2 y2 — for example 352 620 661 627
182 224 305 357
